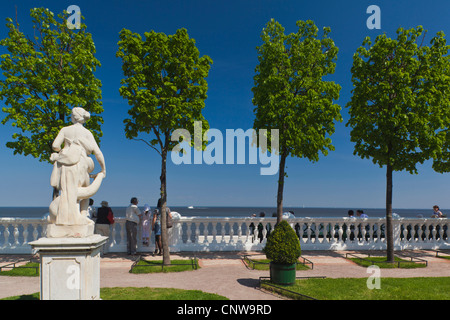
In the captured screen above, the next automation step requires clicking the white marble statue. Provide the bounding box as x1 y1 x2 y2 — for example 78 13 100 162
48 107 106 228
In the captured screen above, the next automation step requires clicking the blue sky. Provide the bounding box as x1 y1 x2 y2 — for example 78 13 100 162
0 0 450 209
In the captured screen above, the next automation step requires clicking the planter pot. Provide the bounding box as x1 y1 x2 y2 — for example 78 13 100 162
269 262 297 286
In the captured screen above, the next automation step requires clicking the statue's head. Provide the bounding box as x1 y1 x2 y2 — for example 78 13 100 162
71 107 90 124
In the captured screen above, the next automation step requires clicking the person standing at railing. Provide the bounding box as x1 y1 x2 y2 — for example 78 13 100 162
141 204 151 246
432 205 444 218
356 210 368 218
95 200 113 255
126 197 142 255
152 198 172 256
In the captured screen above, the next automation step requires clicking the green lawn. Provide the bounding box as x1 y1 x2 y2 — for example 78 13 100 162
0 262 40 277
101 287 227 300
4 277 449 300
2 287 229 300
0 259 200 276
262 277 450 300
130 259 199 274
436 254 450 260
348 256 427 268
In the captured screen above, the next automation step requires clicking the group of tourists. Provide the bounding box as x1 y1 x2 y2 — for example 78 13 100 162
88 197 172 256
347 210 369 218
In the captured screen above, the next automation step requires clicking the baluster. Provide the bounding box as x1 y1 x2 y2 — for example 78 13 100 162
441 223 446 242
229 222 235 244
328 223 333 243
202 223 209 244
338 222 343 243
245 221 251 245
237 223 242 244
212 221 217 244
330 223 336 243
194 223 200 244
314 223 319 243
367 222 373 242
350 222 356 243
32 223 39 242
4 224 10 248
399 223 405 243
325 222 330 243
435 224 441 242
408 224 413 242
220 222 226 244
417 224 422 242
420 224 426 243
360 223 366 243
1 225 5 249
13 223 20 247
431 224 437 243
308 223 313 243
323 223 328 243
261 222 267 245
298 223 304 245
420 223 428 242
186 222 192 244
418 223 424 242
373 223 379 243
306 223 311 244
23 223 30 246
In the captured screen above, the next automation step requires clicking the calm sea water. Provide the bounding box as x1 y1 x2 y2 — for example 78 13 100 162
0 206 438 219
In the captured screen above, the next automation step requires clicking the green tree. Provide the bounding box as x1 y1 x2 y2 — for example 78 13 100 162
252 19 341 223
117 28 212 264
346 26 450 261
0 7 103 198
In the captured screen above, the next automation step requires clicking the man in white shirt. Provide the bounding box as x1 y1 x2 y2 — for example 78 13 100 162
125 197 141 255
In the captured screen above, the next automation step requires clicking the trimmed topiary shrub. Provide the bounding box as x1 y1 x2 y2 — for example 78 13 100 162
263 220 301 264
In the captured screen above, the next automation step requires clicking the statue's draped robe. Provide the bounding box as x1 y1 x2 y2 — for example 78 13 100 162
50 136 94 225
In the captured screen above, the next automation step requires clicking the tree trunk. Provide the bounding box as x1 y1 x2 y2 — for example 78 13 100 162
276 150 288 224
385 162 394 262
160 147 171 265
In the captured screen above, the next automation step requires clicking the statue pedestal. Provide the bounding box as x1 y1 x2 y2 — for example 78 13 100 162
30 234 107 300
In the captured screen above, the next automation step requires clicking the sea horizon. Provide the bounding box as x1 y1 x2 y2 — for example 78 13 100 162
0 205 442 219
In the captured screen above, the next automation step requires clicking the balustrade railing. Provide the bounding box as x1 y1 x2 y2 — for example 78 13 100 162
0 216 448 254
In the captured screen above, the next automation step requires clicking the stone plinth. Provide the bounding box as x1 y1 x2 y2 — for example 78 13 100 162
30 234 107 300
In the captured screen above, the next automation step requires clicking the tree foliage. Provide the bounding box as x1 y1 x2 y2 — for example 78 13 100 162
117 28 211 153
347 26 450 174
0 7 103 163
253 19 341 158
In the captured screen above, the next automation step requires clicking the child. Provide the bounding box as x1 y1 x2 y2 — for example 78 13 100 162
432 205 443 218
141 204 151 246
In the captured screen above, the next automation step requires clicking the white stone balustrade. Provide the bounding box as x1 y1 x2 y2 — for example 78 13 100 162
1 216 448 254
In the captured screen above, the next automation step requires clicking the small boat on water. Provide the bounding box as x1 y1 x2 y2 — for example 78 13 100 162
188 206 194 209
